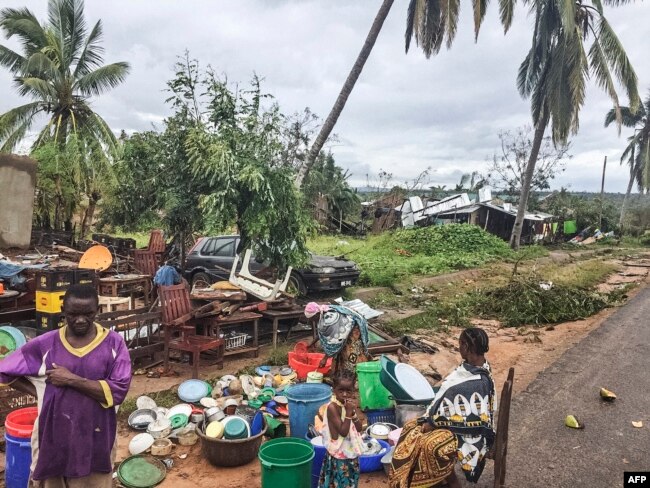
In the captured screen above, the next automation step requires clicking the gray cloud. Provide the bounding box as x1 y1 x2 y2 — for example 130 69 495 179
0 0 647 192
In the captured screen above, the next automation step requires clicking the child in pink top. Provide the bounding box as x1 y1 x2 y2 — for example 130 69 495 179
318 371 364 488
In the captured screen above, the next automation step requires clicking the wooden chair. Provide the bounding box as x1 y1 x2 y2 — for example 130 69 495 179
144 229 165 252
133 250 159 277
158 284 224 378
492 367 515 488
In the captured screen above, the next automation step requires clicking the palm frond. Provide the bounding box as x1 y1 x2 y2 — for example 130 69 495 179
15 76 57 100
65 0 87 67
589 37 621 130
604 105 642 128
597 16 640 111
556 0 576 32
23 52 58 78
498 0 516 33
0 7 48 55
472 0 490 41
73 19 104 77
601 0 635 5
0 44 26 73
447 0 461 47
0 117 34 153
74 61 130 97
405 0 416 52
0 101 43 141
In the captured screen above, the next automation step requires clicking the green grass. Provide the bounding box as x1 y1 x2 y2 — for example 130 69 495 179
538 260 619 289
308 225 548 287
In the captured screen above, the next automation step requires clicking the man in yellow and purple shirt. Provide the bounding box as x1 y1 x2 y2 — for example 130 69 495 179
0 284 131 487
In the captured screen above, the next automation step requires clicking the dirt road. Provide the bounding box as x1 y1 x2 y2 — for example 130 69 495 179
476 281 650 488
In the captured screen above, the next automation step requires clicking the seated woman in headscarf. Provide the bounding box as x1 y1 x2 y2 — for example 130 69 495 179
389 327 496 488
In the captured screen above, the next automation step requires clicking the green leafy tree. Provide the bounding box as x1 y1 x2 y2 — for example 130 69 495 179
102 55 312 268
510 0 640 248
31 140 81 229
100 131 165 231
605 91 650 227
303 153 360 231
0 0 129 152
185 68 311 268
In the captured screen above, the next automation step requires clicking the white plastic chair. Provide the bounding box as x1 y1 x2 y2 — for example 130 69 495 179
228 249 293 301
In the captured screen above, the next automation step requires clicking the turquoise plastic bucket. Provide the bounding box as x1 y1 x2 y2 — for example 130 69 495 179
285 383 331 439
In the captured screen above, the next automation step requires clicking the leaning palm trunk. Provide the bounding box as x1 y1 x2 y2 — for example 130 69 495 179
295 0 395 187
80 198 97 239
619 161 636 230
510 114 549 249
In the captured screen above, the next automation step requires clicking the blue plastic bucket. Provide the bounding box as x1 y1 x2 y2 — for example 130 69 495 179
5 432 32 488
305 436 327 488
285 383 331 440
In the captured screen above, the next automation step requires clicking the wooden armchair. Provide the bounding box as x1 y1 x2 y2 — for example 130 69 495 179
159 284 224 378
492 367 515 488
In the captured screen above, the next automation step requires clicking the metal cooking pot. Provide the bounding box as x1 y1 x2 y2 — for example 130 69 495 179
365 422 399 440
395 404 427 427
190 412 205 424
205 406 225 422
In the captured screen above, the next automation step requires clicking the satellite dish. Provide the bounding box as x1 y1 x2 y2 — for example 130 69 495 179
78 245 113 271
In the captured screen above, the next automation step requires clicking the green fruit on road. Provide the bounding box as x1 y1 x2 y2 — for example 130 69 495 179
565 414 585 429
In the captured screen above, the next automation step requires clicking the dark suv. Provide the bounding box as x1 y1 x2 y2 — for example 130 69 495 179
183 235 361 295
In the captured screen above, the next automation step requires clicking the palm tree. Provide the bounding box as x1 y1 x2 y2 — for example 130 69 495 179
295 0 395 187
509 0 640 249
0 0 129 153
605 92 650 227
454 171 487 192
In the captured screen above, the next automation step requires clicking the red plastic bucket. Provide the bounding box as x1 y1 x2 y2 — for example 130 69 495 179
5 407 38 439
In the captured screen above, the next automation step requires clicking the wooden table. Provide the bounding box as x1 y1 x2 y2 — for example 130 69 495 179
98 274 152 306
0 290 21 308
201 311 262 358
260 308 310 349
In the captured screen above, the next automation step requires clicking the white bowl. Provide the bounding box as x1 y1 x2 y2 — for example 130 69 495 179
166 403 193 419
394 363 435 400
200 397 217 408
147 418 172 439
129 433 155 455
136 395 157 410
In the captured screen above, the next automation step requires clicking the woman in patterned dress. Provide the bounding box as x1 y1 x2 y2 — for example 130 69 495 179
389 328 496 487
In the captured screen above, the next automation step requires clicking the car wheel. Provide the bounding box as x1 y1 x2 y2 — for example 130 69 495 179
192 272 212 289
287 272 307 296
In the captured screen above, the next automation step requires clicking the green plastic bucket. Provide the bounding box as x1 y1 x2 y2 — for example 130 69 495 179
357 361 394 410
259 438 314 488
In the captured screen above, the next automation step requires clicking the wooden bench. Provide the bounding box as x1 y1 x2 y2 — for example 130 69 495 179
96 306 164 368
492 367 515 488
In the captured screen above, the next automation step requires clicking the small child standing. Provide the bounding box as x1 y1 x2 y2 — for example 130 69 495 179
318 370 364 488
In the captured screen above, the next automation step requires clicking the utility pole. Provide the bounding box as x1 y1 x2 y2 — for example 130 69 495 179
599 156 607 229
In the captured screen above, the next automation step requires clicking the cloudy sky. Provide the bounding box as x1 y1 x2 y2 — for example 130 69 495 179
1 0 648 192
